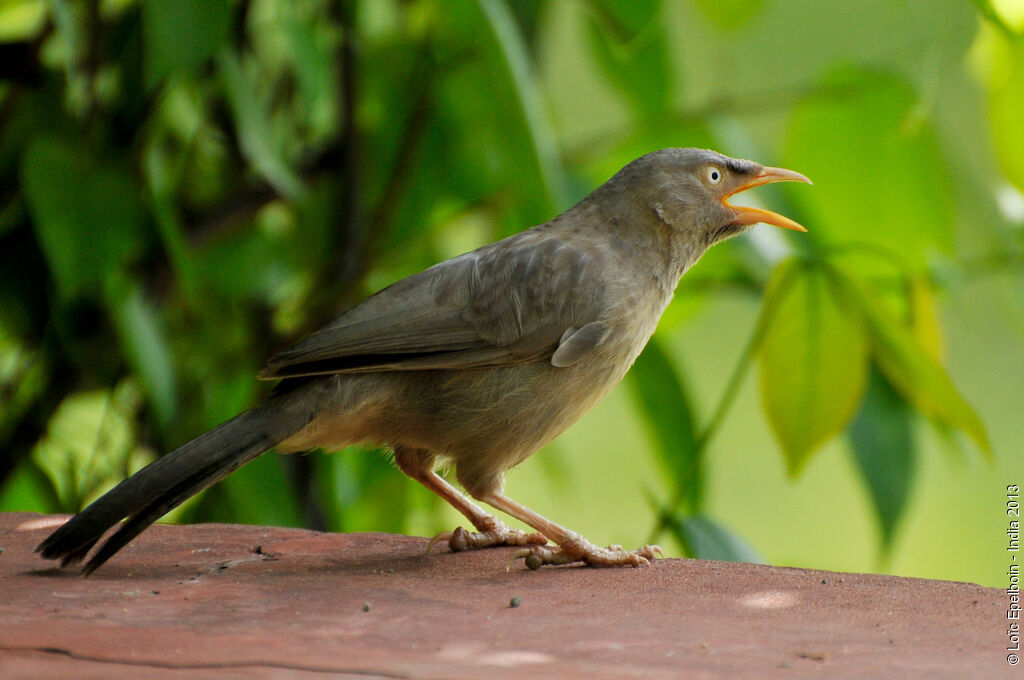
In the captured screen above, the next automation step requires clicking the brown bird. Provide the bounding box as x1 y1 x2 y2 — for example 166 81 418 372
37 148 810 574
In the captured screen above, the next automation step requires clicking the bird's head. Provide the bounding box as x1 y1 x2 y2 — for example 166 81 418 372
616 148 811 247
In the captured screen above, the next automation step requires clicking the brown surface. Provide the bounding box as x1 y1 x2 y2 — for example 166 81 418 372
0 512 1009 679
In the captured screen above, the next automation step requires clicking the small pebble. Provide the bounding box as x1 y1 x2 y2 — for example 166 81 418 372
524 553 543 570
510 596 521 608
362 603 371 612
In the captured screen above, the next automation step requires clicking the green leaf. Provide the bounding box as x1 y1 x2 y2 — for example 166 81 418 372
832 269 992 457
143 0 231 90
0 322 49 446
985 37 1024 193
782 69 955 269
669 514 760 563
0 458 61 513
907 275 943 363
627 336 701 512
967 0 1021 37
848 365 916 551
106 280 178 431
585 0 660 40
21 136 145 299
381 0 570 250
585 1 674 119
143 136 201 305
759 261 869 474
218 51 306 200
692 0 766 31
476 0 569 212
314 448 411 534
0 0 47 43
32 383 154 510
198 453 305 528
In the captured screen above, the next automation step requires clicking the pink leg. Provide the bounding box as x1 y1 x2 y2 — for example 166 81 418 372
393 447 547 552
478 491 662 568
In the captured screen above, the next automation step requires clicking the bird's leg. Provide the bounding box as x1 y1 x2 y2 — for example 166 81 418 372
477 491 662 568
393 447 547 552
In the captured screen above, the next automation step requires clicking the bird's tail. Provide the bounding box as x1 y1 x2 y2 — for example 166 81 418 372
36 379 329 575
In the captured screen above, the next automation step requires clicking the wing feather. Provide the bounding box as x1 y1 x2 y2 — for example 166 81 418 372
259 229 607 379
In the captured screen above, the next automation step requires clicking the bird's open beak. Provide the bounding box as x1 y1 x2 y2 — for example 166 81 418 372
723 166 812 232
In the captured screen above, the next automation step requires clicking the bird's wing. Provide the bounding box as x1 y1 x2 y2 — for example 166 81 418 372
259 230 608 379
550 321 609 367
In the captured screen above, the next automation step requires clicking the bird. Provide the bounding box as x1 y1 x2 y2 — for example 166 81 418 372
37 148 810 574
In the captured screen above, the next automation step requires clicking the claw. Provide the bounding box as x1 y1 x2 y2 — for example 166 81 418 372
508 549 531 572
426 531 454 554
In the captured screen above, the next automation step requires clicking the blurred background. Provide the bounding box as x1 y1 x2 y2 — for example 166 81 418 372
1 0 1021 587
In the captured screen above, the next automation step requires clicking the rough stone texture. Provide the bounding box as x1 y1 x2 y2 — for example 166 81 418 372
0 512 1009 679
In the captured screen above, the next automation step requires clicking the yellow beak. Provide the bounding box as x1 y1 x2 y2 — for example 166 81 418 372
723 166 812 232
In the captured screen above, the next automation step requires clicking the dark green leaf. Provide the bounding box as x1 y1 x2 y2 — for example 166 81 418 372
848 365 916 550
218 51 306 199
445 0 568 218
627 336 701 512
106 280 178 431
314 448 411 534
21 136 144 299
585 1 673 119
143 0 231 89
204 453 304 528
669 514 760 562
585 0 660 40
0 323 49 446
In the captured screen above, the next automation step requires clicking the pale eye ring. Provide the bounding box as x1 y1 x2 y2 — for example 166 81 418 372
706 166 723 184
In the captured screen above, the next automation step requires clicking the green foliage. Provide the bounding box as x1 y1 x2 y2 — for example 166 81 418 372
667 513 760 563
1 0 1018 583
692 0 765 31
627 337 700 511
586 0 674 120
21 135 145 300
783 69 954 269
978 30 1024 193
849 367 916 552
832 267 991 456
106 281 178 430
759 260 868 475
143 0 231 89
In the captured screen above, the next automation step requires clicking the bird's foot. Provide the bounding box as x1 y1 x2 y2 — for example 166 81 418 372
427 521 548 554
511 537 662 569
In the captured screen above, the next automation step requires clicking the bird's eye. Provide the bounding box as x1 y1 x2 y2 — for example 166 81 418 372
706 166 723 185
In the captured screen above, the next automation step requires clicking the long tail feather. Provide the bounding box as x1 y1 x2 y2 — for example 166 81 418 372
36 379 329 574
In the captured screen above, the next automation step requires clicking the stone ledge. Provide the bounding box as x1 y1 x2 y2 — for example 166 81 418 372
0 512 1006 679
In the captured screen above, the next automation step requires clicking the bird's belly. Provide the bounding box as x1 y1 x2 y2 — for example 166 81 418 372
277 325 650 494
417 352 632 480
